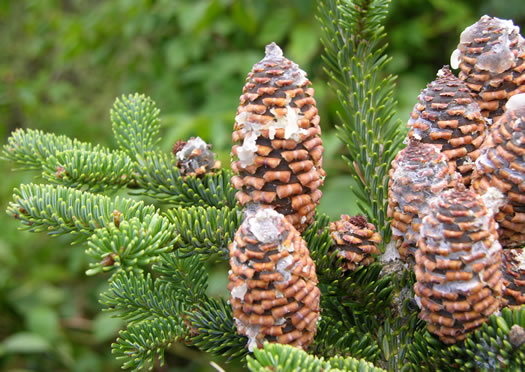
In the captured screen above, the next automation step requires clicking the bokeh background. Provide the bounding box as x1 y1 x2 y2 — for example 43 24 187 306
1 0 524 371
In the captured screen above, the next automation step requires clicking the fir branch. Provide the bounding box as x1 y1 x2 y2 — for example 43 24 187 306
153 253 209 304
86 215 177 275
317 0 403 243
405 306 525 371
7 183 157 237
188 297 248 361
2 128 110 171
100 271 185 323
441 306 525 371
42 149 134 192
134 151 237 208
112 316 186 372
247 342 386 372
165 205 242 261
111 93 161 159
311 320 379 361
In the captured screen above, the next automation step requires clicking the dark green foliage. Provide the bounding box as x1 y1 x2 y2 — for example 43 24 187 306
166 205 242 261
7 183 157 237
42 149 134 192
302 213 344 281
153 253 209 304
112 316 187 372
2 128 110 171
311 320 380 361
134 151 237 208
100 271 184 323
111 94 161 159
247 342 386 372
405 307 525 371
188 297 249 361
86 215 177 275
318 0 403 243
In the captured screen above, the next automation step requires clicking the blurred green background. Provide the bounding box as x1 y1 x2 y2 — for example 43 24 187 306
1 0 524 371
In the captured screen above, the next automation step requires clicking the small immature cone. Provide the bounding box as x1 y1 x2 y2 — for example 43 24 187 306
414 186 502 344
172 137 220 177
228 208 320 351
407 66 487 185
231 42 325 232
472 94 525 247
501 249 525 309
451 15 525 122
387 140 455 261
329 215 381 271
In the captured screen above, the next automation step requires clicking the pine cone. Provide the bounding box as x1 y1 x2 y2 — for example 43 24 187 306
228 207 320 351
231 42 325 232
451 15 525 122
472 94 525 247
502 249 525 309
407 66 486 185
387 140 455 261
172 137 221 177
414 186 502 344
329 214 381 271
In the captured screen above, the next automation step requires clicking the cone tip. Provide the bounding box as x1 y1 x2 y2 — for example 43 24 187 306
265 42 284 59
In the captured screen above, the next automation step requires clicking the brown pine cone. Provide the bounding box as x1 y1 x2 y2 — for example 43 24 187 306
451 15 525 122
228 207 320 351
387 140 456 261
231 42 325 232
502 249 525 309
407 66 487 185
414 186 502 344
172 137 221 177
472 94 525 247
329 214 381 271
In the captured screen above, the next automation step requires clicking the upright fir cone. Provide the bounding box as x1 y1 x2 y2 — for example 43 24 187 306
502 249 525 309
228 208 320 351
472 94 525 247
329 214 381 271
172 137 220 177
407 66 486 185
387 140 455 261
451 15 525 122
231 43 325 232
414 186 502 344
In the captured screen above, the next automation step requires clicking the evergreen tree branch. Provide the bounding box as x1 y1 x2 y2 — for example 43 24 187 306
86 214 177 275
188 297 248 361
42 149 134 192
317 0 403 243
100 271 186 323
247 342 386 372
134 151 237 208
112 316 187 372
7 183 157 238
153 253 209 304
311 320 379 361
302 213 346 282
111 93 161 159
165 205 242 261
2 128 110 170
